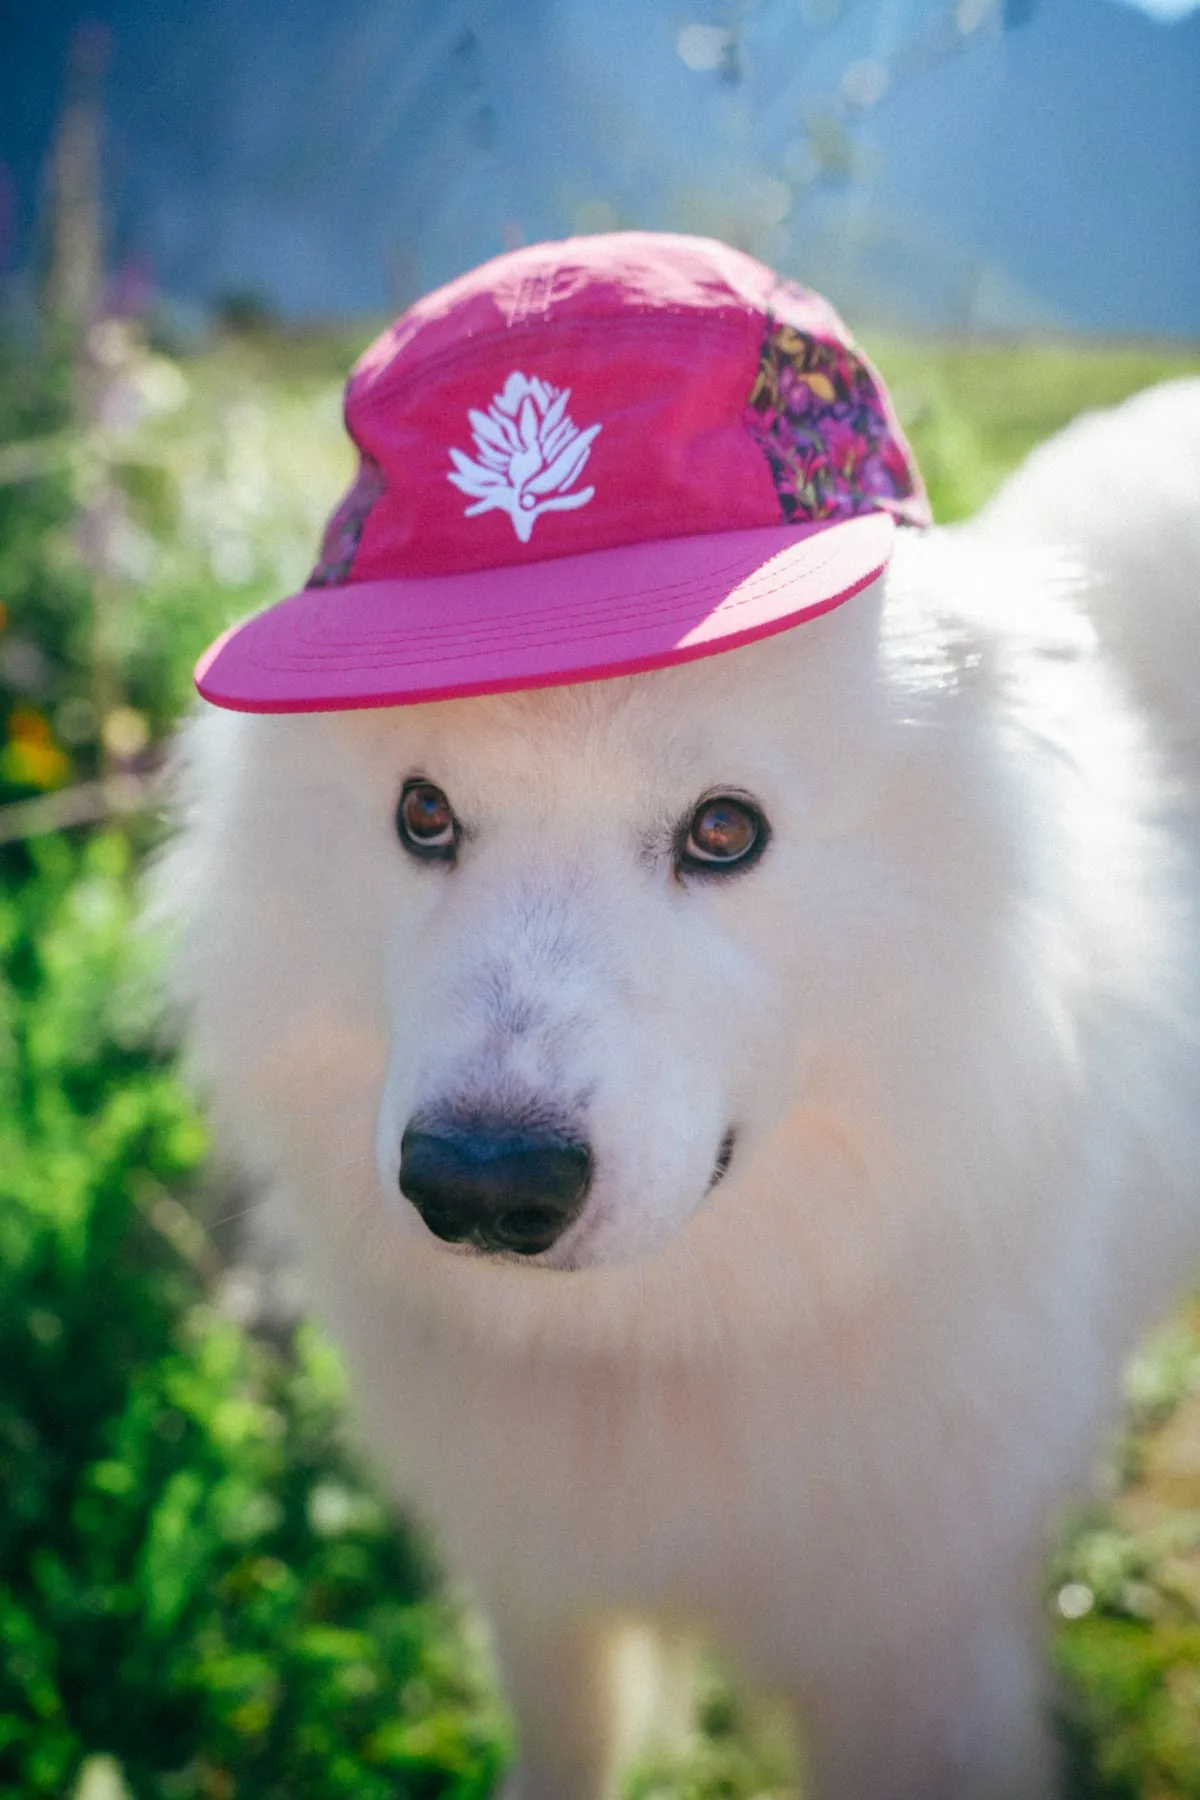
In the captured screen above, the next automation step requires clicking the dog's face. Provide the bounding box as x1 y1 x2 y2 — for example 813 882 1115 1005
180 552 1017 1275
372 679 796 1270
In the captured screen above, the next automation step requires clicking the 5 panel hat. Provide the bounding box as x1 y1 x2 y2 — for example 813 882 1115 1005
196 231 930 713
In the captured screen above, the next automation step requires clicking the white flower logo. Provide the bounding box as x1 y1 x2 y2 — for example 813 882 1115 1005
447 372 602 543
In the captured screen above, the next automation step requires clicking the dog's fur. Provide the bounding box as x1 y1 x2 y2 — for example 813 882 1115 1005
160 379 1200 1798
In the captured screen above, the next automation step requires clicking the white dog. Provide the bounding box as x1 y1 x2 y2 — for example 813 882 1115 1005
160 373 1200 1800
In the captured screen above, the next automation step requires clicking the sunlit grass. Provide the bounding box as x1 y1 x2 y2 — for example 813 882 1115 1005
866 333 1200 523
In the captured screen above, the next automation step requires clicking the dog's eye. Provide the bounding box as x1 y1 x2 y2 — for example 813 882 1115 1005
396 780 459 862
677 795 768 877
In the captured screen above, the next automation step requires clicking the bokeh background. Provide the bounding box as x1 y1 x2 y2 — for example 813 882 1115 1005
6 0 1200 333
1 4 1199 1798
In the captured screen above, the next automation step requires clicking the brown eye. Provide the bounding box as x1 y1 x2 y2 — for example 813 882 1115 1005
678 794 768 876
396 780 459 862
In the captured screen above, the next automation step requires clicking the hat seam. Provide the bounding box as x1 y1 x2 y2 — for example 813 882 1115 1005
307 523 856 637
353 308 761 413
241 539 879 673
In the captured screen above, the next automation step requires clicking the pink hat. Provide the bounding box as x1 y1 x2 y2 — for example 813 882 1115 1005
196 232 929 713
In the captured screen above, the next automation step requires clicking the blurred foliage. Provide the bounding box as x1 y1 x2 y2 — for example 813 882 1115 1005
1050 1303 1200 1800
0 828 508 1799
625 1662 800 1800
0 316 357 809
0 313 1199 1798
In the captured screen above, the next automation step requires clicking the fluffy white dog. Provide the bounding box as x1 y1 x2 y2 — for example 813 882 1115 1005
161 377 1200 1799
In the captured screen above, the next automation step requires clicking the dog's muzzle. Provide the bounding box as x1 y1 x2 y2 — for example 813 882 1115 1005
399 1125 593 1256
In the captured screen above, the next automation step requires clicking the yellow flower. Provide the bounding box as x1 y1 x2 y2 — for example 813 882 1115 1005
2 707 71 790
797 372 836 402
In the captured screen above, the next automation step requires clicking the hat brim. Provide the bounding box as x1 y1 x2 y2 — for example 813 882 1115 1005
195 512 895 714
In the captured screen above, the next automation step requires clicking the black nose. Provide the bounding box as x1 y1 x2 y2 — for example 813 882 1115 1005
399 1126 593 1256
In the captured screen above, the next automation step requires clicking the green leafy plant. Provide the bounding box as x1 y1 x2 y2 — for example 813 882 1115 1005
0 832 509 1799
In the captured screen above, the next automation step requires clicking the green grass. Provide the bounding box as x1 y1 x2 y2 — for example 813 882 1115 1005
2 317 1200 1798
865 333 1200 522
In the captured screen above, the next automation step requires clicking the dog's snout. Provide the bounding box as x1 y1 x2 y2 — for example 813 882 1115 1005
399 1126 592 1256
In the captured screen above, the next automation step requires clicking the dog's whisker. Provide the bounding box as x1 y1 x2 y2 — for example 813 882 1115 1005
204 1191 269 1232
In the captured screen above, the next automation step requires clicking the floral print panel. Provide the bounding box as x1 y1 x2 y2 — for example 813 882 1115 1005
745 321 930 528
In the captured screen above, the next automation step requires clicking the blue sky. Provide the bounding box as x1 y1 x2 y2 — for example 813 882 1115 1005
3 0 1198 333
